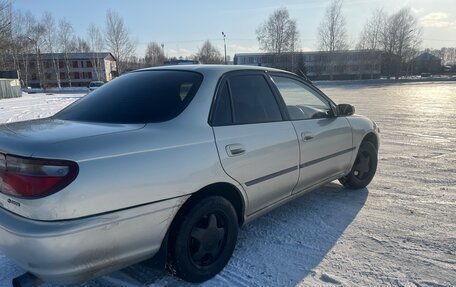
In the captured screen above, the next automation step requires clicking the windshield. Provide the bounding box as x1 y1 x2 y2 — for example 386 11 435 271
55 70 203 124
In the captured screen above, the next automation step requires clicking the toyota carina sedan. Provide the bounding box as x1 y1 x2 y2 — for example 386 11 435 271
0 65 379 286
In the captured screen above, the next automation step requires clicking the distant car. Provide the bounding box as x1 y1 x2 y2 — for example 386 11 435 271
420 72 431 78
88 80 104 91
0 65 379 286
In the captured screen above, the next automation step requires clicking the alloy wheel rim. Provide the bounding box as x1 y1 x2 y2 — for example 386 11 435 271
188 213 227 267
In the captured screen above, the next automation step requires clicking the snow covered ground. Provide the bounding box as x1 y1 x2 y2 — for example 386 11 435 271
0 82 455 287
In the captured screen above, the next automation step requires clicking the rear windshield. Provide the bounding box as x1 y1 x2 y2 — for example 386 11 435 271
55 70 203 123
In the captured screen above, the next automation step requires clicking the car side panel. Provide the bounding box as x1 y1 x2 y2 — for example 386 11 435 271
292 117 353 193
213 122 300 215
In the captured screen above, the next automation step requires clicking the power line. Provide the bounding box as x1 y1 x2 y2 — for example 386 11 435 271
422 38 456 42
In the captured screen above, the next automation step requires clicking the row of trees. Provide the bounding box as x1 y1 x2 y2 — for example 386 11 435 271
0 1 136 87
429 47 456 66
254 1 433 79
0 0 225 83
143 40 224 66
357 7 422 78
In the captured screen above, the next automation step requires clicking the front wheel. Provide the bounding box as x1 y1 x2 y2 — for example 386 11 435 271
339 142 378 189
168 196 238 283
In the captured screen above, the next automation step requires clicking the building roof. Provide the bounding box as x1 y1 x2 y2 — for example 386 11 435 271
234 49 381 57
26 52 116 61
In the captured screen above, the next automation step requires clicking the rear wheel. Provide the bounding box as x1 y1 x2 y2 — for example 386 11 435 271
339 141 378 189
168 196 238 283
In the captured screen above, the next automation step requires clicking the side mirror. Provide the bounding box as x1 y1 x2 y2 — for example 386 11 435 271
337 104 355 116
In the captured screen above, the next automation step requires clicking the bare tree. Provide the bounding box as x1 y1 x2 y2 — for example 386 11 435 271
318 0 347 52
11 11 42 86
357 9 385 78
403 46 420 76
28 17 46 88
58 18 76 87
0 0 12 69
380 8 422 78
0 8 38 86
318 0 347 80
42 12 61 88
105 9 136 74
447 48 456 66
125 55 143 70
73 37 90 53
438 47 456 66
256 7 299 54
394 8 422 77
379 14 396 78
0 0 11 51
358 9 384 51
144 42 165 67
196 40 223 64
88 23 104 52
87 23 105 81
8 9 25 79
20 11 40 87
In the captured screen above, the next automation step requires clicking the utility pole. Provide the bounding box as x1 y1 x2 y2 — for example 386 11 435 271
222 32 227 65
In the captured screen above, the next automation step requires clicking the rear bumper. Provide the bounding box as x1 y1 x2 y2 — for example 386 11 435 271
0 195 188 284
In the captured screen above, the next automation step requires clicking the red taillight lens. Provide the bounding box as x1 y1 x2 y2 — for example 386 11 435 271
0 154 78 198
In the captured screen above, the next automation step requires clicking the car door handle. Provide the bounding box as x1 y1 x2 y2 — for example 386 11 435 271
226 144 246 157
301 132 314 142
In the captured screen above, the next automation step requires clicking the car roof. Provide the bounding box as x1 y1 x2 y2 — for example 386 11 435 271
137 64 294 75
134 64 314 84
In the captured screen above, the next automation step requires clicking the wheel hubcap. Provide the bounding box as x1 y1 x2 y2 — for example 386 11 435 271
189 213 227 266
353 151 371 180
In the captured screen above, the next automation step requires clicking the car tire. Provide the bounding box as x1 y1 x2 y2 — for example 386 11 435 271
339 141 378 189
168 196 238 283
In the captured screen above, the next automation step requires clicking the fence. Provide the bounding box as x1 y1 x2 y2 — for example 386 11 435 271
0 79 21 99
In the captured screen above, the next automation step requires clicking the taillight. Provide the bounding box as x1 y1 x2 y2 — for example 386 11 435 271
0 154 78 198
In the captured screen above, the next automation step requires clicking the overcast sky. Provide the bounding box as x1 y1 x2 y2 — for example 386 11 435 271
13 0 456 59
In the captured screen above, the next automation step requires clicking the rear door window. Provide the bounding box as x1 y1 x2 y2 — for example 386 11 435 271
228 74 283 124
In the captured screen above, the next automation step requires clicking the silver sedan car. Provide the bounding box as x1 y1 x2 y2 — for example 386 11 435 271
0 65 379 286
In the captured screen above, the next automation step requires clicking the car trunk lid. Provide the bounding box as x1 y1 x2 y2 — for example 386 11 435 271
0 118 145 157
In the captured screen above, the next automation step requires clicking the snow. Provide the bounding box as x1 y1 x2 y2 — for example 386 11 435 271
1 82 455 287
0 92 82 123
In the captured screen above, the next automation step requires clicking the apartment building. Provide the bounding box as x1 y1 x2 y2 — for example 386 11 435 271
17 52 117 88
234 50 383 80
